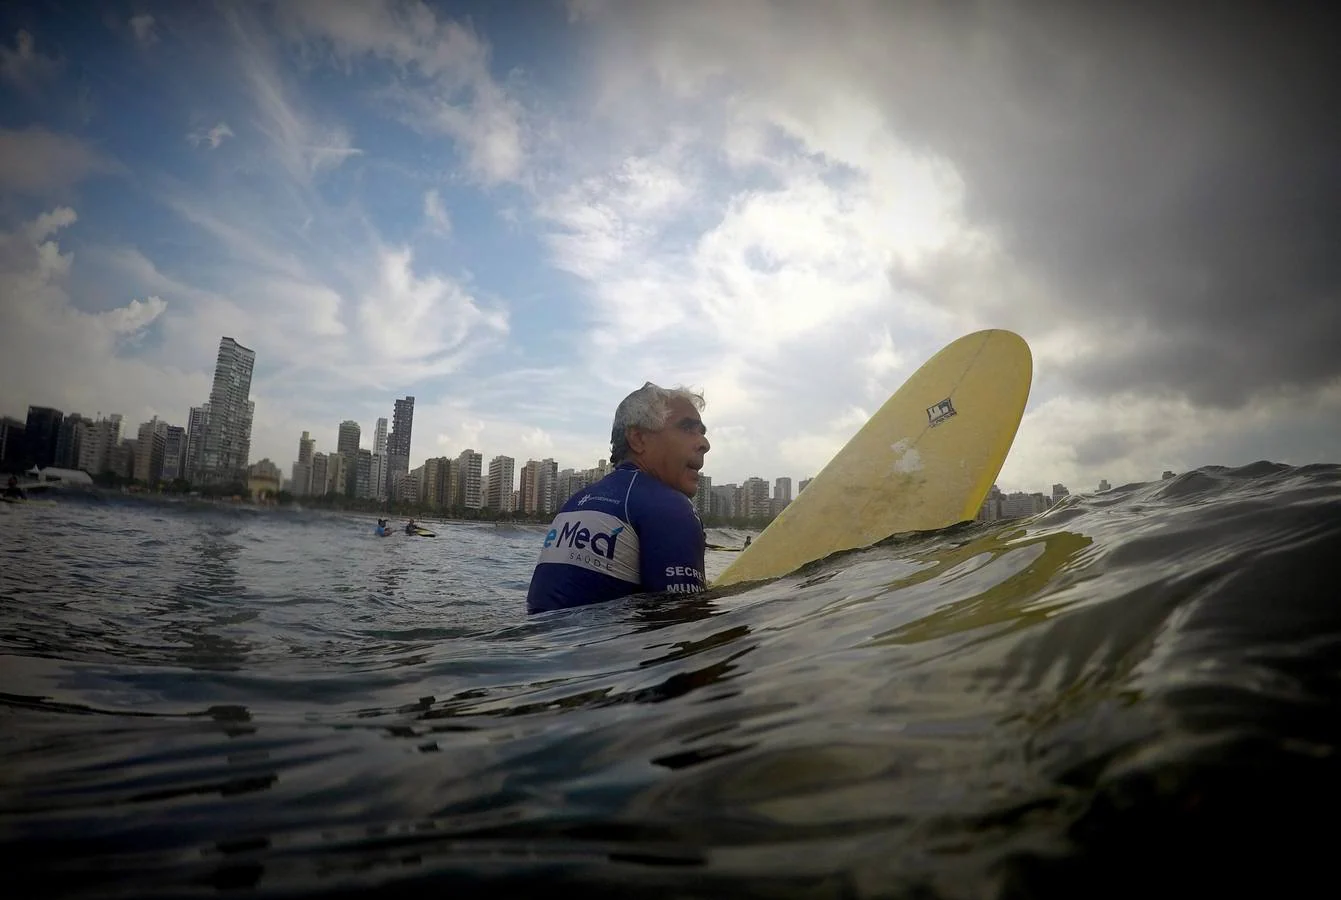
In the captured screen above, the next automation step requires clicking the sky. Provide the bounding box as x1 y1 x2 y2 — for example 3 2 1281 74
2 0 1338 494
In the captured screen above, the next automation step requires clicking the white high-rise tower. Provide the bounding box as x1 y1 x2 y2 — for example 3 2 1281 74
198 337 255 483
372 417 388 501
386 397 413 497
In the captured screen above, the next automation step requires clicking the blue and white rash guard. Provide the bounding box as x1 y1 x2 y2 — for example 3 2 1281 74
526 462 706 613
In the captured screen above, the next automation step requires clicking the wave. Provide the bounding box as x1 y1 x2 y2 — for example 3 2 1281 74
1 461 1337 897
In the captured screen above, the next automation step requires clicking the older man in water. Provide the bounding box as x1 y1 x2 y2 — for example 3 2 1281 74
526 382 711 614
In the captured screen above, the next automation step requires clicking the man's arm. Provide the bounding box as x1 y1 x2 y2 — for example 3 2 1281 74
637 500 707 594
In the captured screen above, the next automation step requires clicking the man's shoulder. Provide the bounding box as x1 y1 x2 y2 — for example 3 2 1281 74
561 467 635 513
560 467 696 521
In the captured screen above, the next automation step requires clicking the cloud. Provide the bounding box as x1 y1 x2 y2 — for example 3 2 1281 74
26 206 78 242
186 122 234 149
7 0 1336 494
1 29 61 92
129 14 159 47
270 0 527 183
998 384 1341 493
224 8 363 182
0 209 203 425
571 0 1341 410
530 131 970 479
356 245 507 362
159 189 309 280
0 127 114 197
389 79 525 184
548 0 1341 488
423 189 451 234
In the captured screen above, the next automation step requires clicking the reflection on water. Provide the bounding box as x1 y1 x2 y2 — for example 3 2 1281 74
870 526 1095 645
159 528 256 670
0 464 1339 897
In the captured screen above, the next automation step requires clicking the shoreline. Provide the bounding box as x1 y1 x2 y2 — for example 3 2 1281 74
31 486 765 532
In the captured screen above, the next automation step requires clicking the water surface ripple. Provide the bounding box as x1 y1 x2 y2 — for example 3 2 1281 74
1 462 1338 898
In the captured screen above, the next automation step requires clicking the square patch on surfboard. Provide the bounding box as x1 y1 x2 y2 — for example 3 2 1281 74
926 398 957 427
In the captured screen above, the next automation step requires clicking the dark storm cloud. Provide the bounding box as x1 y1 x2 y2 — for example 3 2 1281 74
898 1 1341 408
577 0 1341 408
1072 425 1174 470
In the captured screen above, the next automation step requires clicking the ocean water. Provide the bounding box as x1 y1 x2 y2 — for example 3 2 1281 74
1 461 1339 899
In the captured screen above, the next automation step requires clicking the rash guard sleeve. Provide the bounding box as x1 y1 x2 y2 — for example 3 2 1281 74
632 491 707 594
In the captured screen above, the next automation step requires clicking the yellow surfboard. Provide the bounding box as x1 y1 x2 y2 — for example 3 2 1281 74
713 329 1032 587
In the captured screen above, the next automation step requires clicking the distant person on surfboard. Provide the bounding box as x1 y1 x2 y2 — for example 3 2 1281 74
526 382 710 614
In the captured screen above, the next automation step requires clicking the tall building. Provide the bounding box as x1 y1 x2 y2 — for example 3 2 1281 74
554 467 598 508
291 430 315 495
536 458 558 514
456 448 482 509
397 468 420 503
24 406 64 470
519 460 541 513
54 414 91 469
309 452 329 498
711 483 737 518
134 418 168 485
386 396 414 498
1001 491 1048 518
356 448 373 499
743 477 771 518
199 337 256 483
443 457 460 508
0 417 25 469
337 420 360 497
422 457 444 508
184 405 207 481
161 425 187 482
243 401 254 465
371 417 388 501
78 414 122 476
976 484 1004 522
112 438 136 479
327 452 348 497
514 458 560 515
298 431 315 466
799 477 813 493
694 474 713 518
486 455 515 512
772 476 793 514
336 420 361 457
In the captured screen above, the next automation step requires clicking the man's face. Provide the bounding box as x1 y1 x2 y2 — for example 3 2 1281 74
630 397 710 497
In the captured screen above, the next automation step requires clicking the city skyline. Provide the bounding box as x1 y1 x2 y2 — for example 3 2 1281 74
0 332 1158 501
1 386 1133 504
3 4 1337 491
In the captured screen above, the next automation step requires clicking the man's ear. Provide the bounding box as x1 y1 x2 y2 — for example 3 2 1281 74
625 427 647 456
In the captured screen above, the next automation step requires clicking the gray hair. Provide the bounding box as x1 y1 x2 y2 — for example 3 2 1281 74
610 381 705 464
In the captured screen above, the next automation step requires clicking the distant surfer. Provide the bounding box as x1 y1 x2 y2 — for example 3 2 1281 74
374 518 391 537
526 382 710 613
405 518 418 535
743 536 752 548
3 475 24 500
